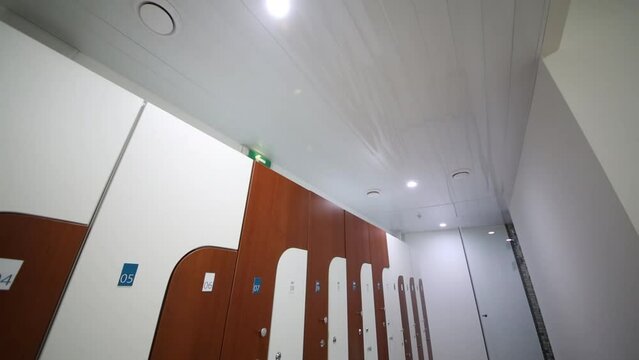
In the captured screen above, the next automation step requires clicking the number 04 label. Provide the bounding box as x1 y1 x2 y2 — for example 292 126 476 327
0 258 24 290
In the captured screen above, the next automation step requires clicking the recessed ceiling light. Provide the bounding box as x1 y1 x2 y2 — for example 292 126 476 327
293 88 302 95
406 180 418 188
266 0 291 19
488 231 495 235
439 223 447 228
366 189 381 198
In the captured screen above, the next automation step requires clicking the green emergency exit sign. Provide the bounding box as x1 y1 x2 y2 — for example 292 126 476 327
248 149 272 168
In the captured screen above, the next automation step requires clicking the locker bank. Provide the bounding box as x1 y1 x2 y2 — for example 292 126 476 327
1 1 638 359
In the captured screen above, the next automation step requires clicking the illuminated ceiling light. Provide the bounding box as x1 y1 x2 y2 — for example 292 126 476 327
266 0 291 19
488 231 495 235
406 180 418 188
439 223 447 228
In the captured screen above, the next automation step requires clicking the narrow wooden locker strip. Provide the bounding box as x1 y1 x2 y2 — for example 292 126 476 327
220 164 309 360
0 213 86 359
398 276 413 359
304 193 346 360
418 279 434 360
345 212 372 359
149 247 237 360
409 278 425 360
369 225 390 360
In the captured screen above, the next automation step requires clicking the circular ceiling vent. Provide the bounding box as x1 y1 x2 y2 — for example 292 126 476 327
366 189 381 198
451 169 472 180
139 2 176 35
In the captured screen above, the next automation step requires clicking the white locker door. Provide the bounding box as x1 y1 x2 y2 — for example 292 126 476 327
328 257 348 360
269 248 308 360
383 269 404 360
360 263 378 360
404 278 419 360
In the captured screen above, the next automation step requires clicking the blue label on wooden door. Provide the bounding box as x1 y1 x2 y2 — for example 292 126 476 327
252 276 262 294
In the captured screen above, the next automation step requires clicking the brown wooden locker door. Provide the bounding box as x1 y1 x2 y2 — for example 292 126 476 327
149 247 237 360
0 212 86 359
345 212 371 360
304 193 345 360
409 278 425 360
220 164 309 360
418 279 434 360
369 225 389 360
398 276 413 359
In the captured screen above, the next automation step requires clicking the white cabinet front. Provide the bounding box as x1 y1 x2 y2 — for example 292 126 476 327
360 263 378 360
268 248 309 360
328 257 348 360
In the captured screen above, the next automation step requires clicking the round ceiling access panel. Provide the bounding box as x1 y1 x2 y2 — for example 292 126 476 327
451 169 472 180
138 2 175 35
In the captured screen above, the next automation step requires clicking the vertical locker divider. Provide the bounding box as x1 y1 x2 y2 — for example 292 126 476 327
220 164 309 360
345 212 372 359
418 279 434 360
369 225 390 360
409 278 425 360
304 193 346 360
398 276 413 359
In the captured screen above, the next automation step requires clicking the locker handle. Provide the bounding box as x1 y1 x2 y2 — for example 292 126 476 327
259 328 268 337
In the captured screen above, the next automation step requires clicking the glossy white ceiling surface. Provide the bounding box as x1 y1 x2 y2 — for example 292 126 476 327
0 0 549 233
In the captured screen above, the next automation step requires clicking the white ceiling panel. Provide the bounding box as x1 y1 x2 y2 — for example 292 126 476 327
0 0 549 233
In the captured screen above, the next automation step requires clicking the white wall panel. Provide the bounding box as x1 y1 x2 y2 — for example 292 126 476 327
405 230 487 360
462 225 542 360
544 0 639 234
0 22 142 224
328 257 348 360
40 104 252 360
360 263 378 359
268 248 308 360
510 62 639 360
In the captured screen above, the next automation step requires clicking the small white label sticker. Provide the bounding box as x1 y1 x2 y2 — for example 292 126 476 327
0 258 24 290
202 272 215 292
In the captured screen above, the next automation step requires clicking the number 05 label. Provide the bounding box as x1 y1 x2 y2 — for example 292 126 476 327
0 258 24 291
118 263 138 287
